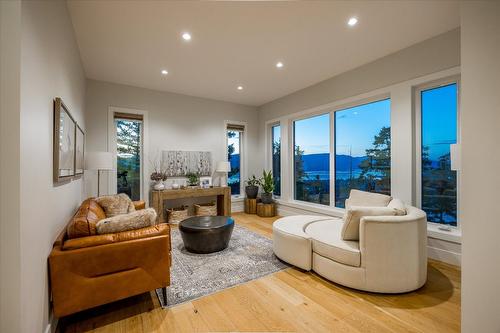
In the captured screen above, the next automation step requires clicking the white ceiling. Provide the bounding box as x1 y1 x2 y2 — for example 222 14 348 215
67 1 459 106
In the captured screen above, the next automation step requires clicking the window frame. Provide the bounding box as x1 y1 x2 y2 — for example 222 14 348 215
107 106 149 206
287 93 391 209
224 120 247 199
414 75 461 231
269 122 282 197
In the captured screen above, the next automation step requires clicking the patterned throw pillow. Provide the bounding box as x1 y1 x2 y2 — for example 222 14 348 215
96 208 157 234
95 193 135 218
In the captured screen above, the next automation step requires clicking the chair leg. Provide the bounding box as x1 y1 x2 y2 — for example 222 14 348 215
162 286 167 305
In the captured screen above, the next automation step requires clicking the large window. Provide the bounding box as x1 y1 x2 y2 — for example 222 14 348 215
419 82 458 226
115 114 143 201
293 113 330 205
227 124 244 196
334 99 391 207
271 125 281 196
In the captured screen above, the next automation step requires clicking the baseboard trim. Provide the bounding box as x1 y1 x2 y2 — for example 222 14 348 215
428 245 461 267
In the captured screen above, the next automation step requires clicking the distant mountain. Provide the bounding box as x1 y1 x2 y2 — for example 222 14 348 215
301 153 366 172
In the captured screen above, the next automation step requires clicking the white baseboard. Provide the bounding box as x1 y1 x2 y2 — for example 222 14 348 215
428 245 461 267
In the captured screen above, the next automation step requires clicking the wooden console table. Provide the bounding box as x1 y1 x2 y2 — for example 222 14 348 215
152 187 231 223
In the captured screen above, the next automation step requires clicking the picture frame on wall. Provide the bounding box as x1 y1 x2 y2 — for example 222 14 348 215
53 97 76 183
75 124 85 176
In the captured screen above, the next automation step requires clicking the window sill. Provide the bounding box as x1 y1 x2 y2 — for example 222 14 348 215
427 223 462 243
275 199 345 218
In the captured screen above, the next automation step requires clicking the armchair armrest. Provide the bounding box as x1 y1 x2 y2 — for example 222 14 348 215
133 200 146 210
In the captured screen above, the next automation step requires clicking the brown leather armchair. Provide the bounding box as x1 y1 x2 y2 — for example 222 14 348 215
49 198 171 317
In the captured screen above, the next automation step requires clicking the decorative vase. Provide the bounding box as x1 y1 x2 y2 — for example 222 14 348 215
153 181 165 191
171 181 180 190
245 185 259 199
261 192 273 204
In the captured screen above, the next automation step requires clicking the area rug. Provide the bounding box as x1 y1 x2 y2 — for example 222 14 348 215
155 224 289 308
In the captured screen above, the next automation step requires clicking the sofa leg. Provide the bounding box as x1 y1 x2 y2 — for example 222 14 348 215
162 287 167 305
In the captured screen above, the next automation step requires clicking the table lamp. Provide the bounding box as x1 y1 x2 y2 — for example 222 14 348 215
216 161 231 187
85 152 113 196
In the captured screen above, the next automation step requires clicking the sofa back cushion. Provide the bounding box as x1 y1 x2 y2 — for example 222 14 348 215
66 198 106 239
341 206 397 241
345 189 392 209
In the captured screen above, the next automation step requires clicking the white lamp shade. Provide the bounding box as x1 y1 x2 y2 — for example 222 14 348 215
216 161 231 172
85 152 113 170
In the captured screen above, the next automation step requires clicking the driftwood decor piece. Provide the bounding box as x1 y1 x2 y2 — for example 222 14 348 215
162 150 212 177
53 97 76 183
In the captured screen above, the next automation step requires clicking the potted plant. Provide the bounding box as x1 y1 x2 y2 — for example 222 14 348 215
245 175 260 199
151 171 165 190
186 172 200 187
260 170 274 204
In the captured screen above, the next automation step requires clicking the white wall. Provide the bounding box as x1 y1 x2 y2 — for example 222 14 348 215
257 29 462 266
460 2 500 332
84 79 259 201
18 1 87 332
0 1 22 332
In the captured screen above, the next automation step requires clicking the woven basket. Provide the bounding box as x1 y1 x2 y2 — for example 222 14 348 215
166 206 189 224
194 202 217 216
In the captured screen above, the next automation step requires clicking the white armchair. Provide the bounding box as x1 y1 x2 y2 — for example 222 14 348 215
273 191 428 293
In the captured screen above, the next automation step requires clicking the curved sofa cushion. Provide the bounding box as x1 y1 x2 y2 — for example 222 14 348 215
305 219 361 267
96 208 157 234
95 193 135 217
62 224 169 250
346 189 392 208
342 206 397 241
273 215 333 238
387 198 407 216
66 198 106 239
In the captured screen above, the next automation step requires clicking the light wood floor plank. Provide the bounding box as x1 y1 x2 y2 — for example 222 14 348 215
58 212 461 333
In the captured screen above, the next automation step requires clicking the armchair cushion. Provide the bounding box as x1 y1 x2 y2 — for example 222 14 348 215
96 208 157 234
342 206 397 241
62 224 169 250
388 198 407 215
305 219 361 267
346 189 392 208
95 193 135 217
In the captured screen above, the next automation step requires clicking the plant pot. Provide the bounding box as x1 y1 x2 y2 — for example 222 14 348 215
245 185 259 199
261 192 273 204
153 181 165 191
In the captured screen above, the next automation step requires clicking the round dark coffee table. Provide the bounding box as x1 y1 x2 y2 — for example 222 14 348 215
179 216 235 254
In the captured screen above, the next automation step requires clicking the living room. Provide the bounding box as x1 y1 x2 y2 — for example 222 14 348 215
0 1 499 332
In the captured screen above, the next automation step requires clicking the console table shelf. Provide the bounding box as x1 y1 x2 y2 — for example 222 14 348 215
152 187 231 223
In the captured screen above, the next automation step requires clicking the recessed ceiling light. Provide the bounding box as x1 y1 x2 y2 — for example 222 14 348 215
348 17 358 26
182 32 192 41
237 86 243 91
161 69 168 75
276 62 284 69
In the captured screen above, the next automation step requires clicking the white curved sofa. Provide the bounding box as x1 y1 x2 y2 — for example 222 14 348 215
273 191 427 293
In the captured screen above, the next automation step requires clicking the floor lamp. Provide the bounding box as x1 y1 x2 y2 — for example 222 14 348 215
85 152 113 197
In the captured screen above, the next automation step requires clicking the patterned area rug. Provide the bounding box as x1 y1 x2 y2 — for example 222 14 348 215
155 224 289 308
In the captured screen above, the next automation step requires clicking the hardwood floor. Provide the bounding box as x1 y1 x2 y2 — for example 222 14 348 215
58 213 461 333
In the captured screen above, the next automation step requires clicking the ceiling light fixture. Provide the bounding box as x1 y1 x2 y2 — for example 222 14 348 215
161 69 168 75
276 62 284 69
348 17 358 27
182 32 192 41
237 86 243 91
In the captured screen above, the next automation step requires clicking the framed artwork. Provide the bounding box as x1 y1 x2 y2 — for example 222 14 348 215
162 150 212 176
200 176 212 188
75 124 85 176
53 97 76 183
